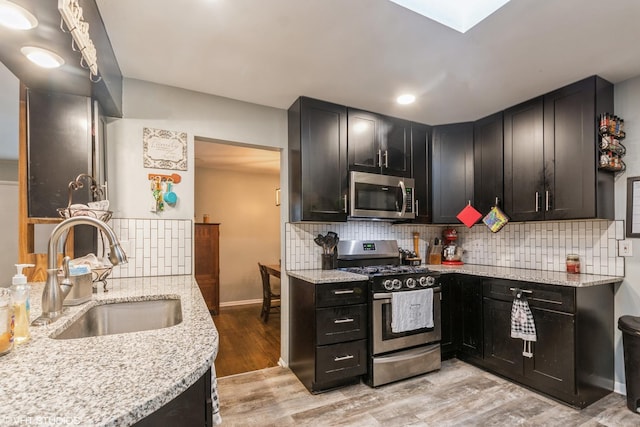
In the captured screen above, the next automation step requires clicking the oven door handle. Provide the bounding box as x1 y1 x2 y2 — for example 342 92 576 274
373 288 441 300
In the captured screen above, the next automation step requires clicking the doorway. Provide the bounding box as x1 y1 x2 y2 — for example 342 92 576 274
194 138 281 376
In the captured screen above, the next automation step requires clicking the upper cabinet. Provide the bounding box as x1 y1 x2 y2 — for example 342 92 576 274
411 123 432 223
431 122 474 224
289 97 349 222
347 109 412 177
504 76 614 221
474 112 504 216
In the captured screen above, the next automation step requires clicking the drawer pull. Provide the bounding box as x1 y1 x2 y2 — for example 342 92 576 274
333 289 355 295
509 287 532 294
334 318 355 324
334 354 354 362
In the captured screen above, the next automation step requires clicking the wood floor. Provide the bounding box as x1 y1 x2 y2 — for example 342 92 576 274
213 303 281 377
217 359 638 426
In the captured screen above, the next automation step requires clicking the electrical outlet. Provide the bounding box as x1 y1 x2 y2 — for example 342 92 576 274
619 240 633 257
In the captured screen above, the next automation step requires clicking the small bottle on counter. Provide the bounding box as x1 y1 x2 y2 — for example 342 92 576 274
566 254 580 274
0 288 13 356
428 238 442 265
11 264 33 344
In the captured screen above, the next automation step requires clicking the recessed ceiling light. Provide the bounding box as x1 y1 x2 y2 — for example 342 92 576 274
0 1 38 30
397 94 416 105
21 46 64 69
389 0 511 33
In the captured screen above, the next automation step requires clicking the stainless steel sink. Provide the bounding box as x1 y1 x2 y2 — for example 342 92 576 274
54 298 182 339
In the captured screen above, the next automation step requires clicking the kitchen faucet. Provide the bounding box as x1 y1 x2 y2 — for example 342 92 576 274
32 216 128 326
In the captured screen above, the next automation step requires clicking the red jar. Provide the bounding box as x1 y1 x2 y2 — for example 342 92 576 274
566 254 580 274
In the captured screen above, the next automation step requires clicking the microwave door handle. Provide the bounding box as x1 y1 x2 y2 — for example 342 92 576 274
398 180 407 216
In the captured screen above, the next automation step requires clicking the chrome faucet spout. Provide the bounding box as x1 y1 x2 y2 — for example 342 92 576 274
33 216 127 326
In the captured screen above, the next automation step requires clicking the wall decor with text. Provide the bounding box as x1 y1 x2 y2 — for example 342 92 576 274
143 127 187 171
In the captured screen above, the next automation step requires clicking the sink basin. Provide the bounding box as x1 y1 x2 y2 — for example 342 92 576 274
54 298 182 340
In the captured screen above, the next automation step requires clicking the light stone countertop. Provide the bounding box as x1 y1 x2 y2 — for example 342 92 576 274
0 275 219 427
287 264 623 287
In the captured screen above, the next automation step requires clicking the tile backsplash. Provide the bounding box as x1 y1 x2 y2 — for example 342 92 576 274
109 218 192 278
286 219 625 276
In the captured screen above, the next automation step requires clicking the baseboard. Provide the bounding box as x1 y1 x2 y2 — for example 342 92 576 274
278 357 287 368
615 381 627 396
220 298 262 307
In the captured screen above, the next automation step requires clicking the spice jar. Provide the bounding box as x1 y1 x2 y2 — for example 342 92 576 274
0 288 14 356
566 254 580 274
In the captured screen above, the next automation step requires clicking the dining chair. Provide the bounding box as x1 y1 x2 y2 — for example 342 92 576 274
258 263 281 322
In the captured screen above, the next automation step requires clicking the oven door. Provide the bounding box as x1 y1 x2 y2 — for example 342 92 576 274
350 171 415 220
371 288 441 355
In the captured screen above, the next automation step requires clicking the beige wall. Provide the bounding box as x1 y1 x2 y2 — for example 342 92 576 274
195 166 280 304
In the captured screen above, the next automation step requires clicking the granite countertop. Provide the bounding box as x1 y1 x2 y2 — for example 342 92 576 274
0 275 219 427
287 264 623 287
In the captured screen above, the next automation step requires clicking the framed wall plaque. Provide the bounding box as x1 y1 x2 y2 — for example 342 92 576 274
143 127 187 170
626 176 640 237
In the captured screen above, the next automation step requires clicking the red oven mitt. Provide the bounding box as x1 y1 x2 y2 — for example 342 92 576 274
456 203 482 228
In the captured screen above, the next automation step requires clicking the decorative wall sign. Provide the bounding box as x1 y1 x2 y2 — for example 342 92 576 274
143 127 187 170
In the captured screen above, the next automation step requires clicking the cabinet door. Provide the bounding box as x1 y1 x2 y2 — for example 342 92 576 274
474 112 504 216
483 298 523 377
347 109 381 174
503 97 545 221
543 77 596 220
525 307 576 396
382 116 412 177
411 123 431 223
459 276 483 358
289 97 348 222
439 275 457 360
431 122 474 223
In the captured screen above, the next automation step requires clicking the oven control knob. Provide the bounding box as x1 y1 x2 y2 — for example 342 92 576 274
419 276 436 287
392 279 402 290
405 278 416 288
383 279 394 291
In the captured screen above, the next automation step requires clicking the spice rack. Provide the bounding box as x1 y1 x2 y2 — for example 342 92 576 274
598 113 626 173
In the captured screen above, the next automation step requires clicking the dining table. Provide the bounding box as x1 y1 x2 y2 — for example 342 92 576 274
263 264 281 279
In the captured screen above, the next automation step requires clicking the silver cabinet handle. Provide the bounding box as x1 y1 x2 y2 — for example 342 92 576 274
535 191 540 212
415 199 419 216
509 287 533 294
334 318 354 324
384 150 389 168
334 355 354 362
495 196 500 207
343 194 348 213
545 190 550 211
333 289 355 295
377 149 382 167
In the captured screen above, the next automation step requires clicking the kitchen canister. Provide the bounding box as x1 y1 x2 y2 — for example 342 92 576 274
566 254 580 274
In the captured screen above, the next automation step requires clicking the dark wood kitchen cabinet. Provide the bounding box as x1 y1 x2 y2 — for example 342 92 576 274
290 277 368 393
411 122 432 223
504 76 614 222
288 97 349 222
474 112 504 216
347 108 412 177
194 223 220 314
431 122 474 223
480 278 614 408
441 274 483 362
439 275 456 360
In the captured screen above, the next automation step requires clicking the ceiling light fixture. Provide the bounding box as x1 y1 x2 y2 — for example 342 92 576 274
0 0 38 30
397 94 416 105
21 46 64 68
389 0 511 33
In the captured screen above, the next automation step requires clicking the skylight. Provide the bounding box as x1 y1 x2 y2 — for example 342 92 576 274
389 0 511 33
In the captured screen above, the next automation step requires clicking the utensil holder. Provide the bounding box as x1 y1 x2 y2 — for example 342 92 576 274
321 254 335 270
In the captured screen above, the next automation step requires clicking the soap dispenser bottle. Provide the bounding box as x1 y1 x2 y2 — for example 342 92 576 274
11 264 34 344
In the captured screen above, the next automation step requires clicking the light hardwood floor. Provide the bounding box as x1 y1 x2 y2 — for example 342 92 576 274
217 359 638 426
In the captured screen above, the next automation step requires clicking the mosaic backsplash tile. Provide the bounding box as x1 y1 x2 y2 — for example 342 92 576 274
286 219 625 276
109 218 192 278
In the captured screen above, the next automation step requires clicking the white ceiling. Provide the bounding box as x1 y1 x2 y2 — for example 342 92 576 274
95 0 640 127
194 139 280 175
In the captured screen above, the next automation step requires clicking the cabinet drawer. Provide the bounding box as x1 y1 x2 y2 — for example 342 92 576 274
316 340 367 384
483 279 575 313
316 304 367 345
316 281 368 308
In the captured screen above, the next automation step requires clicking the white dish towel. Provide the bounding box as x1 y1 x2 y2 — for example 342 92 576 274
391 288 434 333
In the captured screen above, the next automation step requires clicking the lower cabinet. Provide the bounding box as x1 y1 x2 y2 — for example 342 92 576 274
441 274 483 361
133 367 213 427
480 278 613 408
290 278 369 393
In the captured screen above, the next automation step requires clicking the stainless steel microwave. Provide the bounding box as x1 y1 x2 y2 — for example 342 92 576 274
349 171 415 220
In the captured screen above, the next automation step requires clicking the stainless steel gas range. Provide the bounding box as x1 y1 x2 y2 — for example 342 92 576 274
336 240 442 387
